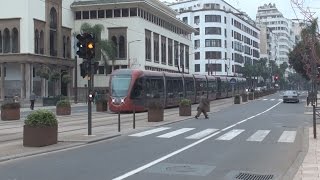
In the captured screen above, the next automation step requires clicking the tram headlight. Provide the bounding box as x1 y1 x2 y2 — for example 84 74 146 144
121 98 125 103
112 98 115 103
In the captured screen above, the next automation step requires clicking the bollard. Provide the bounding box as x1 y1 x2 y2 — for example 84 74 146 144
118 111 120 132
133 108 136 129
313 105 317 139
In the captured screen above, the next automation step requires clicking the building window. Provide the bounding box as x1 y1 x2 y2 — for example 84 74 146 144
130 8 137 16
3 28 10 53
161 36 166 64
194 40 200 49
106 10 112 18
114 9 121 17
174 41 178 67
224 16 227 24
62 36 66 58
98 66 105 74
98 10 105 18
90 10 97 19
122 8 129 17
168 39 173 65
205 39 221 47
111 36 118 58
206 63 222 72
75 11 81 19
185 46 189 69
40 31 44 54
82 11 89 19
195 64 200 72
180 43 184 68
182 17 188 24
0 31 2 53
195 52 200 60
153 33 159 63
205 27 221 35
145 30 151 61
194 16 200 24
34 30 39 54
205 15 221 22
119 36 126 58
195 28 200 35
205 51 221 59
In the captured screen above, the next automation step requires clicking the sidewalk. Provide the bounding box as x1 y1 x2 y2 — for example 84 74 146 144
0 98 235 163
19 102 87 112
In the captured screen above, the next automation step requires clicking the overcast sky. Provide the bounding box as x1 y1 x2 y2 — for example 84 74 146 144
164 0 320 21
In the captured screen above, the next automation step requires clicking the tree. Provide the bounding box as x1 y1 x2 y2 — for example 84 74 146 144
80 23 116 75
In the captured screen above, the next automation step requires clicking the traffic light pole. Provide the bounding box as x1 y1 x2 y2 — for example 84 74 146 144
87 59 94 135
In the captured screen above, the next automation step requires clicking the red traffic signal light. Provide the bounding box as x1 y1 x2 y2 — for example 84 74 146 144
274 75 279 81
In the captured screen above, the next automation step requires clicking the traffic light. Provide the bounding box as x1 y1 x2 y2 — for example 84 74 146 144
274 75 279 82
76 34 86 59
80 61 89 78
86 35 95 59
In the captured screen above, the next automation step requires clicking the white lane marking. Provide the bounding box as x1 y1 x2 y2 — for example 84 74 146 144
247 130 270 142
185 129 218 139
129 127 171 137
216 129 244 140
112 101 282 180
270 99 275 101
278 99 283 101
263 99 268 101
278 131 297 143
157 128 195 138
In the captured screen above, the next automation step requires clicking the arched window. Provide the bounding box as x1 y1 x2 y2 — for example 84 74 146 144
0 31 2 53
50 7 57 29
3 28 10 53
66 37 70 58
35 30 39 54
40 31 44 54
112 36 118 58
62 36 66 58
119 36 125 58
12 28 19 53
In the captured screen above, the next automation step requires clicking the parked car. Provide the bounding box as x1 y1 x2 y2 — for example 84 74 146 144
283 90 299 103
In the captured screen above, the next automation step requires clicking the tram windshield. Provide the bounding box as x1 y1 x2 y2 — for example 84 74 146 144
111 75 132 97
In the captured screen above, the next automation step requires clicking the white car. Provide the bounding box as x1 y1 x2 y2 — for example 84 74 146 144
283 90 299 103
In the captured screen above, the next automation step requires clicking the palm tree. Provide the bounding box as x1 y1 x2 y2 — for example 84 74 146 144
80 23 116 75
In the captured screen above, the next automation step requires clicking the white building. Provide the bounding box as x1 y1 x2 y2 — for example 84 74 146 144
257 23 279 64
169 0 260 76
0 0 75 100
71 0 194 96
256 3 295 66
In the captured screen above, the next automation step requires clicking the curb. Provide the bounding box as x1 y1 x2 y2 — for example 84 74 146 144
281 127 309 180
0 134 121 163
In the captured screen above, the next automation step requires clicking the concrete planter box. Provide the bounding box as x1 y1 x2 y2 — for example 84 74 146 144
148 108 164 122
234 95 241 104
56 106 71 115
23 125 58 147
241 94 248 102
249 93 254 100
179 105 191 116
1 108 20 120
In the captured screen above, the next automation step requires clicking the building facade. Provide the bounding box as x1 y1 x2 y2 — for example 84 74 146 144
257 23 279 64
169 0 260 76
71 0 194 94
256 3 295 66
0 0 75 100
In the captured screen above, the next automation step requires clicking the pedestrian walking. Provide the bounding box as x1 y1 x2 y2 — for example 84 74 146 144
30 92 36 110
195 92 209 119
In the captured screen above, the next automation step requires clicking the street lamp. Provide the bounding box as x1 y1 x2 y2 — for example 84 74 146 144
128 40 141 68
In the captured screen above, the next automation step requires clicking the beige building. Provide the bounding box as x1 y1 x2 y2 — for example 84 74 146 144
0 0 75 100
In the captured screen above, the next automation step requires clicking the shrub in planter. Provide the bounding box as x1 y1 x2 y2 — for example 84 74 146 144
234 94 241 104
23 110 58 147
96 98 108 112
1 102 20 120
241 93 248 102
56 100 71 115
179 99 192 116
147 101 164 122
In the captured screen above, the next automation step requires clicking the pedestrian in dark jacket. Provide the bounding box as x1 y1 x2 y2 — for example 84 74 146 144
30 92 36 110
195 92 209 119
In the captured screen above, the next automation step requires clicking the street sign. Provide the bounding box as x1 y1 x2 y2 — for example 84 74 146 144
230 78 237 85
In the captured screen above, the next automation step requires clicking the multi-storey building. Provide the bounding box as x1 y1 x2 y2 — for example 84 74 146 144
256 3 295 66
71 0 194 95
257 23 279 64
0 0 75 100
169 0 260 76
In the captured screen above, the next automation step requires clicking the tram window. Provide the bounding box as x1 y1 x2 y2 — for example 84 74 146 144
131 78 143 99
146 78 164 98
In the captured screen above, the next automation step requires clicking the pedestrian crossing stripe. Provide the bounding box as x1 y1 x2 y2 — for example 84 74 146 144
128 127 297 144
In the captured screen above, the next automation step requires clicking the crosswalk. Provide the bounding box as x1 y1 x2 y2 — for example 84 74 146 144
129 127 297 144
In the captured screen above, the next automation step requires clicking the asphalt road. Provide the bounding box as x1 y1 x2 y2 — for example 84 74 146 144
0 92 310 180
